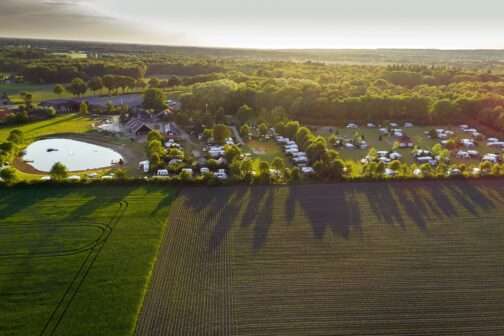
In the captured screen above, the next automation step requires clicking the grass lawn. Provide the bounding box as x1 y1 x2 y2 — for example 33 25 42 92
137 180 504 336
244 139 292 170
0 83 75 104
0 114 93 142
0 185 175 336
0 83 115 104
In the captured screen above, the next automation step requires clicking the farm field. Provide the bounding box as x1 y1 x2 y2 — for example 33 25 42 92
0 185 175 336
137 180 504 336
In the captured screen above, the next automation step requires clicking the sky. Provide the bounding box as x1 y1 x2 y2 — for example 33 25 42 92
1 0 503 49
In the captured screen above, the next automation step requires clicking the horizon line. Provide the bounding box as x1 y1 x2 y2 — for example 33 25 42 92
1 35 504 52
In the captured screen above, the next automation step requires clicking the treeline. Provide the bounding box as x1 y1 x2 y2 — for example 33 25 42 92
146 62 224 77
21 62 147 84
179 74 504 130
0 48 225 84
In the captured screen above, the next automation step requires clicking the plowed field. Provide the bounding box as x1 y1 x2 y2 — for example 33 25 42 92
137 180 504 336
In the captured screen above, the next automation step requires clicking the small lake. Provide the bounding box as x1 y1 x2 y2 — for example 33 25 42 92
23 138 123 172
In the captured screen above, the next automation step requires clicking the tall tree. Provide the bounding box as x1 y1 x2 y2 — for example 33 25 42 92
213 124 231 145
53 84 65 96
50 162 68 181
143 89 166 111
66 78 87 97
88 76 104 94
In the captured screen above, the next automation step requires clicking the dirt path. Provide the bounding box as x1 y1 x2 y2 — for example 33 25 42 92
229 125 245 145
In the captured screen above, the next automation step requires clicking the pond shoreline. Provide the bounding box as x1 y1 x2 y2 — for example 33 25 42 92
15 133 130 175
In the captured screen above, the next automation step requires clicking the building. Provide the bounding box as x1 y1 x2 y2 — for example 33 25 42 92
126 118 153 136
0 105 19 124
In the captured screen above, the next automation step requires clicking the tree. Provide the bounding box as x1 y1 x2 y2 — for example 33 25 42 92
53 84 65 96
306 138 328 163
314 157 345 180
240 159 253 179
284 121 300 139
136 80 147 90
22 93 33 108
213 124 230 145
240 123 251 140
389 160 401 171
295 127 313 149
376 161 385 177
0 167 17 184
258 123 269 137
66 78 87 97
88 77 104 94
147 140 164 158
143 88 166 111
258 160 271 182
150 153 161 169
202 128 213 140
147 130 164 143
79 101 89 115
272 157 285 172
168 76 182 87
103 75 118 93
50 162 68 181
7 129 23 145
237 104 254 124
224 144 241 162
149 78 160 88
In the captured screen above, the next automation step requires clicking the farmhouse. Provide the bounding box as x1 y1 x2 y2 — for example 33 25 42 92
126 119 153 136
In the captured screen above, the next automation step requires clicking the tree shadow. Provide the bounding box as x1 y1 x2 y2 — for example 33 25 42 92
392 184 430 232
285 185 298 225
65 185 134 220
252 188 274 252
0 185 72 220
26 114 84 134
423 182 458 218
364 183 405 229
241 187 268 228
290 184 363 240
206 187 247 252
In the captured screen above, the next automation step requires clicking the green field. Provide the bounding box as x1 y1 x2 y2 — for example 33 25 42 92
0 185 175 336
0 83 77 104
244 139 292 170
137 180 504 335
0 114 93 142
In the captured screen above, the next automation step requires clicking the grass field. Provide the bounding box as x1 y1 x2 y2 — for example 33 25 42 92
0 185 175 336
137 180 504 336
0 114 93 142
0 83 76 104
244 139 292 171
0 83 114 104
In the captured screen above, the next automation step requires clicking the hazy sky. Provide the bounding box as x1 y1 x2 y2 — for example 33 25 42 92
1 0 503 49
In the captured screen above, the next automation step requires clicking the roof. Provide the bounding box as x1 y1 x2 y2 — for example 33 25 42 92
126 118 153 134
0 108 10 119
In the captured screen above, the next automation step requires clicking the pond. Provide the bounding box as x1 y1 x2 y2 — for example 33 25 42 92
23 138 124 172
